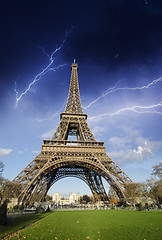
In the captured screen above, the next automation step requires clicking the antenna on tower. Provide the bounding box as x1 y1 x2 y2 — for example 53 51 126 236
74 59 76 64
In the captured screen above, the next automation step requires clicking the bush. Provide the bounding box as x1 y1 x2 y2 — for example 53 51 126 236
138 202 143 211
18 205 23 211
0 200 7 225
13 204 23 211
13 205 18 211
111 204 115 209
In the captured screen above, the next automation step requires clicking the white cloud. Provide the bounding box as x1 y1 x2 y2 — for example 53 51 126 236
40 129 55 139
109 137 126 149
91 126 105 137
110 145 154 164
108 126 162 164
0 148 12 156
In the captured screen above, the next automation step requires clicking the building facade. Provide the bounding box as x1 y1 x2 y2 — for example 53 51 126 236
52 192 91 205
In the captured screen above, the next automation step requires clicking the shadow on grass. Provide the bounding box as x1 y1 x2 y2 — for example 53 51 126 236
0 212 52 239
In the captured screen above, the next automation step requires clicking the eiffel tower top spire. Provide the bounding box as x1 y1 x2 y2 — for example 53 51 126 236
65 60 83 114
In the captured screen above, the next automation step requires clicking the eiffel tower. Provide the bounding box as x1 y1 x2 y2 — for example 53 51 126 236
13 61 133 204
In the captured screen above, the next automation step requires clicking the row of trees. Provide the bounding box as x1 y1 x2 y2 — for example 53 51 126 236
108 163 162 207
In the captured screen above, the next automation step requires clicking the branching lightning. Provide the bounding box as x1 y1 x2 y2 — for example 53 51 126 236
83 80 121 109
89 101 162 120
83 76 162 109
15 28 73 106
37 46 50 58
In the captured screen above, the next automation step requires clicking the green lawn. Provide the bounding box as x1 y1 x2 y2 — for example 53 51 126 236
1 210 162 240
0 212 51 239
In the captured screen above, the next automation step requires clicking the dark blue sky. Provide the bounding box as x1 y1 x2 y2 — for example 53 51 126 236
0 0 162 195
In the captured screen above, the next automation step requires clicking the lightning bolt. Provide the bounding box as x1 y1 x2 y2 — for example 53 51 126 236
83 81 121 109
15 28 73 106
84 76 162 109
89 101 162 120
37 45 50 58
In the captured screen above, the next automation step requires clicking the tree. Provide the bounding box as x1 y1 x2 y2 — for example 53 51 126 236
0 177 7 201
80 195 91 204
124 164 162 208
146 163 162 206
0 177 21 200
152 163 162 179
147 178 162 205
125 183 139 207
135 182 150 198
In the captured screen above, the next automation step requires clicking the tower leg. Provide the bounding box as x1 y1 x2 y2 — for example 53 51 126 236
86 171 109 202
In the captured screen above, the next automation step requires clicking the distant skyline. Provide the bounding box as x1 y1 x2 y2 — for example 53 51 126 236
0 1 162 196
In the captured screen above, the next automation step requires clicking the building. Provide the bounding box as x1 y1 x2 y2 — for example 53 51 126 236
69 192 80 203
52 192 92 205
52 193 62 203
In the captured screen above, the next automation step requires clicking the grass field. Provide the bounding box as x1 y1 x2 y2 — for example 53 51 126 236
1 210 162 240
0 213 51 239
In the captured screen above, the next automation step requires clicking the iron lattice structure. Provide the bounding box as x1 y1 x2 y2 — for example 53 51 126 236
13 61 133 204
